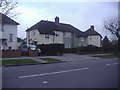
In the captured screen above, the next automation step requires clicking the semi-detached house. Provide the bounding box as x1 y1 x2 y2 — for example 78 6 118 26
0 13 19 50
26 16 102 48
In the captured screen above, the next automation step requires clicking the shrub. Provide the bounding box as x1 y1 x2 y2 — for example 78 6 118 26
64 48 77 53
77 46 101 53
37 44 64 56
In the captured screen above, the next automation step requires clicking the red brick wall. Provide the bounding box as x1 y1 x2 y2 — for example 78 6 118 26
0 49 38 58
29 49 38 57
1 50 21 58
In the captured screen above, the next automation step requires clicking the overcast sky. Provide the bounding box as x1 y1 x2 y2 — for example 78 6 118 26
15 1 118 40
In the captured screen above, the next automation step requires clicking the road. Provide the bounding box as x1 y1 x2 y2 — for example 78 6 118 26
2 54 119 88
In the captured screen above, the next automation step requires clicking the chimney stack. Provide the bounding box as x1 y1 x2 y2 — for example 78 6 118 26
55 16 59 23
90 25 94 30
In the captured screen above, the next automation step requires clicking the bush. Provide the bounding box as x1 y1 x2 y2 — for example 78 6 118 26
37 44 64 56
77 46 101 54
64 48 77 53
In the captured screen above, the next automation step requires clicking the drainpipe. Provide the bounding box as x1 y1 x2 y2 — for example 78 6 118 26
53 35 54 44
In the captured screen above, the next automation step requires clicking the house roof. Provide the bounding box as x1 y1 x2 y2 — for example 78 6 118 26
26 18 101 37
84 26 102 37
0 13 19 25
26 20 83 37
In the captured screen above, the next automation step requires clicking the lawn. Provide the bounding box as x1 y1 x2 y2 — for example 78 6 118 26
39 58 62 62
2 59 40 66
92 54 120 58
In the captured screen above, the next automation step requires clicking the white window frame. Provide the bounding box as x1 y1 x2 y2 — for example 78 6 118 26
79 43 81 46
45 34 49 39
1 24 4 31
65 43 71 48
9 34 13 42
65 32 71 38
33 31 35 36
54 31 59 36
80 37 84 41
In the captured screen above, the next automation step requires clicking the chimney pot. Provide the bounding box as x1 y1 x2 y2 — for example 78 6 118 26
55 16 59 23
91 25 94 30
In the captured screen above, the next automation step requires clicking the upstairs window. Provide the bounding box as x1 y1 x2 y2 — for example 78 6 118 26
54 31 59 36
80 37 84 41
33 31 35 36
1 24 4 31
9 34 13 42
65 43 71 48
45 34 49 39
65 32 71 38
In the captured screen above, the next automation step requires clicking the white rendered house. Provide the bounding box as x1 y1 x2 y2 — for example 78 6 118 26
0 13 19 50
26 17 102 48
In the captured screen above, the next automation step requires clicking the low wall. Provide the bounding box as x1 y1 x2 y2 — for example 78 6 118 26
1 50 21 58
29 49 38 57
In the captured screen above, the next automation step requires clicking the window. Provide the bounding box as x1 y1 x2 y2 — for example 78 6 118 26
80 37 84 41
45 34 49 39
1 24 4 31
65 43 71 48
9 34 13 42
65 32 71 38
33 31 35 35
54 31 59 36
79 43 81 46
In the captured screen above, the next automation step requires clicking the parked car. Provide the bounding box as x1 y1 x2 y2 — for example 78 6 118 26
20 44 41 56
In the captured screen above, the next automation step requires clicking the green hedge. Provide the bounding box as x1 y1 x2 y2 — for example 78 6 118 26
64 46 102 54
64 48 77 53
77 46 101 52
37 44 64 56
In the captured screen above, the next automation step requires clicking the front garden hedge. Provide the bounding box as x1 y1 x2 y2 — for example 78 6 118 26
37 44 64 56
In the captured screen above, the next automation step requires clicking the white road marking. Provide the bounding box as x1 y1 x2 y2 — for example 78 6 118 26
19 67 88 79
43 81 48 84
106 63 118 66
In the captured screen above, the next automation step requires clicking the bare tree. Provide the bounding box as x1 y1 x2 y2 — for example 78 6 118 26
104 17 120 38
103 17 120 52
0 0 19 18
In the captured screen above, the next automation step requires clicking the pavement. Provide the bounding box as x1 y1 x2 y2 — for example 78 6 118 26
0 53 111 61
2 54 119 88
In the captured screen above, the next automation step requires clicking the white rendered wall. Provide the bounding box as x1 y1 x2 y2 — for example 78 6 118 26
1 24 17 49
88 35 101 47
54 31 63 44
27 29 64 45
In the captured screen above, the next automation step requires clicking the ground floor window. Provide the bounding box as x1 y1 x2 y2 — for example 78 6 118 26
45 34 49 39
65 43 71 48
80 37 84 41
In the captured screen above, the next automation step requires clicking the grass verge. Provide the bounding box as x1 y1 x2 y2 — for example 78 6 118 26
39 58 62 62
2 59 40 66
92 54 120 58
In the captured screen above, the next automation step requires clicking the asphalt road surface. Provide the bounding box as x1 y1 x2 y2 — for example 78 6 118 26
2 55 119 88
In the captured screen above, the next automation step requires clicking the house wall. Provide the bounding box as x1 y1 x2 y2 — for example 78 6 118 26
0 23 2 50
26 30 102 48
0 23 2 39
0 24 17 50
27 29 53 44
63 32 74 48
87 35 101 47
54 31 63 44
78 37 88 46
73 33 79 47
27 30 63 45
